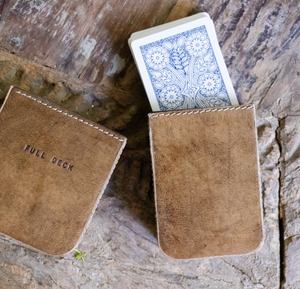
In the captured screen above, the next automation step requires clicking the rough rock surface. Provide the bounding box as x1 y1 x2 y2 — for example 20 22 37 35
281 116 300 288
0 0 299 288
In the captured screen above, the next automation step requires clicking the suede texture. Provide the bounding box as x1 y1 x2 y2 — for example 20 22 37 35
0 86 126 255
149 105 263 259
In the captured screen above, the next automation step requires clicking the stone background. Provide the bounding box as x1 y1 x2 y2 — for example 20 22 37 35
0 0 299 288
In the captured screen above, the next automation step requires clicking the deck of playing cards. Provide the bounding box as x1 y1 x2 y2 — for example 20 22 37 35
129 13 239 111
129 13 263 260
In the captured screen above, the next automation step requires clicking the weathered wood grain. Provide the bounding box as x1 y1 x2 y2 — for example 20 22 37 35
0 0 176 84
0 0 299 288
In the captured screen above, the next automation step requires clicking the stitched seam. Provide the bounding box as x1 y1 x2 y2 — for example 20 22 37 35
16 90 124 142
150 105 253 118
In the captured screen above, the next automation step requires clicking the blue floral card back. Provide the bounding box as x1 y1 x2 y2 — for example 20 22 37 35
129 13 239 111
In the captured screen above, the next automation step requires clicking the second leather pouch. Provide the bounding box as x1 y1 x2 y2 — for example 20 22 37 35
149 104 263 259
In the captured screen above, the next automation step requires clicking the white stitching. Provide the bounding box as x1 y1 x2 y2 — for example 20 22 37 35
150 105 253 118
16 90 125 142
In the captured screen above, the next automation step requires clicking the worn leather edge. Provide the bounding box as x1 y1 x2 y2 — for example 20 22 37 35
148 104 264 260
63 136 127 257
9 86 126 143
0 86 127 256
251 104 265 254
149 103 253 118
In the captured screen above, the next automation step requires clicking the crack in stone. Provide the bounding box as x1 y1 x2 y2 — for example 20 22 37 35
284 165 300 179
221 258 266 287
99 212 157 246
110 261 201 287
257 68 281 109
274 116 285 288
247 67 281 106
202 274 236 286
50 275 69 289
285 234 300 242
124 264 200 282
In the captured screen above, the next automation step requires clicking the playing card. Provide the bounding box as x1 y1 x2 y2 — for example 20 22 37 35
129 13 210 43
129 13 239 111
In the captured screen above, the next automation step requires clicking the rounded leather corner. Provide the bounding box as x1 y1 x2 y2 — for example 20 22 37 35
234 228 265 257
157 237 191 260
157 240 203 260
157 240 178 260
244 232 265 255
42 239 81 257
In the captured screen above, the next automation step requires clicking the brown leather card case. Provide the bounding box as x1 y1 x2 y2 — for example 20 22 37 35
149 105 263 259
0 86 126 255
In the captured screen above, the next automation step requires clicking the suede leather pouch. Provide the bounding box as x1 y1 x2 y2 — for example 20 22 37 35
0 86 126 255
149 104 263 259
